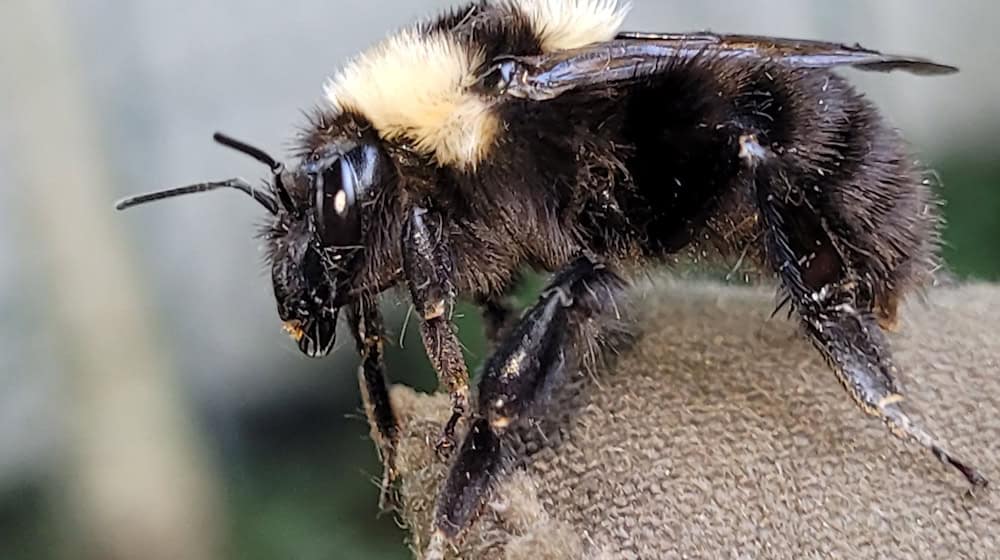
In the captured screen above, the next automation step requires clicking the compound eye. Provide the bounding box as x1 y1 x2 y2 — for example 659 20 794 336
315 157 360 248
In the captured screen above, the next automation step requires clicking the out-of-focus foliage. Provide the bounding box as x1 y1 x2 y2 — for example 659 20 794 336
939 159 1000 280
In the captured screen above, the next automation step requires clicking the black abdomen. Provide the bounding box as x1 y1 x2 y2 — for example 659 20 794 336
484 54 937 304
599 55 937 297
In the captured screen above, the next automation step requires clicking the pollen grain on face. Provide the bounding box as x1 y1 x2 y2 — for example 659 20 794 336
283 320 305 342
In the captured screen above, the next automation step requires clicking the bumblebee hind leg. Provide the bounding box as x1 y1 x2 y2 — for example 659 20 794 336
741 134 988 489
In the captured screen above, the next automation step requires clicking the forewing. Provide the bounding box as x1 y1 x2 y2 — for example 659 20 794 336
486 31 957 101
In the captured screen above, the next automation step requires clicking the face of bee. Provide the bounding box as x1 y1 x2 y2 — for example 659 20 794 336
266 141 392 357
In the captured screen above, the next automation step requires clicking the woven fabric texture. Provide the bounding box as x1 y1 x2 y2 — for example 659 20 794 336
388 281 998 559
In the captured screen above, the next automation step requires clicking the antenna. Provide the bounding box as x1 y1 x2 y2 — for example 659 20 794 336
213 132 281 171
114 132 297 214
213 132 296 211
115 177 279 214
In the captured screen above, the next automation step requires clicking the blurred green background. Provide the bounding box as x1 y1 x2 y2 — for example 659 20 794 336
1 1 997 559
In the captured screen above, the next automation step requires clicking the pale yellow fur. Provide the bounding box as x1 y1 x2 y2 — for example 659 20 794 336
323 1 631 169
513 0 630 51
324 29 495 169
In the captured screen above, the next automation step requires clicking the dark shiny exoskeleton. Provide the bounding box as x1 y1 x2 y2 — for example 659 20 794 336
116 2 988 554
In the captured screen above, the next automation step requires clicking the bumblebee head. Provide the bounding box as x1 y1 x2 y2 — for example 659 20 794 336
267 133 395 357
115 131 395 357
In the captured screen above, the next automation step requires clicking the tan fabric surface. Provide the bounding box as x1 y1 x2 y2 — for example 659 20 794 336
388 281 999 559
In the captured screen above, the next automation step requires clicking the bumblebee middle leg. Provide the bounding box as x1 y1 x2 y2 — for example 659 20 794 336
742 134 987 488
427 256 625 555
402 206 471 457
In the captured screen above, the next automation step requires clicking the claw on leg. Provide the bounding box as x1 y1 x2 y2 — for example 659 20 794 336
822 314 988 489
418 315 470 458
434 396 467 459
879 398 989 488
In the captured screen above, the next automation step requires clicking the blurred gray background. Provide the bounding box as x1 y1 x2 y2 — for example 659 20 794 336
2 1 998 559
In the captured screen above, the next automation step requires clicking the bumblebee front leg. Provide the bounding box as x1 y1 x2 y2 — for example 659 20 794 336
402 207 471 456
427 257 624 556
743 135 988 488
347 297 400 509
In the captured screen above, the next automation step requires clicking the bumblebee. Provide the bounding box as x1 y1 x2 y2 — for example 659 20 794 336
117 0 987 555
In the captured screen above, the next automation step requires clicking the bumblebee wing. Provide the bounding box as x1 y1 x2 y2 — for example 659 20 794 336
615 31 957 74
489 32 956 101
